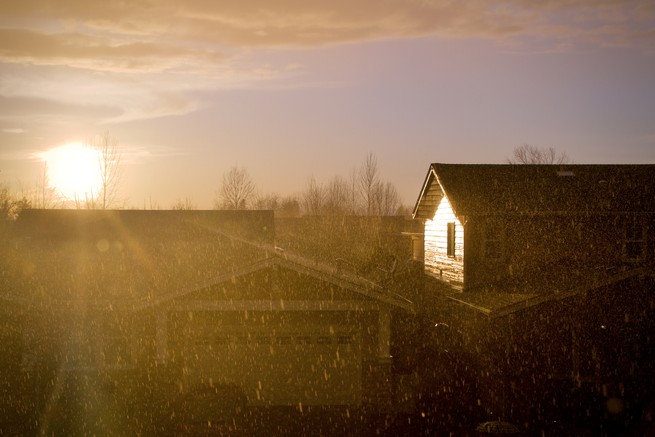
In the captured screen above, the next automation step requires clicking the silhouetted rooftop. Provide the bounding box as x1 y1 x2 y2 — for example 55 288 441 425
0 210 273 310
414 163 655 219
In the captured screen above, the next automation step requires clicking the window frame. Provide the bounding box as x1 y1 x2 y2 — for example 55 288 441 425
446 222 456 258
623 216 646 262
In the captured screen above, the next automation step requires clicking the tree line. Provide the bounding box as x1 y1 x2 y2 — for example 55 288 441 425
213 152 403 217
2 140 570 220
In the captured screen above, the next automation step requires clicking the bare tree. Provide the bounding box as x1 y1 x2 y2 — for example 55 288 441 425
171 197 197 210
371 181 384 216
278 195 301 217
216 165 256 210
34 162 60 208
294 153 403 217
1 183 30 221
507 144 571 164
359 152 379 216
349 167 358 215
379 181 400 216
324 175 350 215
302 176 325 216
74 132 122 209
93 132 123 209
252 192 280 210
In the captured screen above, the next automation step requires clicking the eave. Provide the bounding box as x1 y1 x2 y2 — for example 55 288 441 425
445 267 654 319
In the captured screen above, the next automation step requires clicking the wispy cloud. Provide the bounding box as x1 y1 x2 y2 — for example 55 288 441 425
3 2 653 72
0 0 653 125
0 28 226 73
122 144 189 164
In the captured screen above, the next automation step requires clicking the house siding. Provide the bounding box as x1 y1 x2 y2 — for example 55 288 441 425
464 214 655 291
424 196 464 287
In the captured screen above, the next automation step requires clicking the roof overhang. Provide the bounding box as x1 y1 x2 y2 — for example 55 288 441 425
412 165 443 220
446 267 654 319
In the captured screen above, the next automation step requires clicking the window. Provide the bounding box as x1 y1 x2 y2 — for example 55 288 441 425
483 223 503 260
624 217 646 261
447 222 456 257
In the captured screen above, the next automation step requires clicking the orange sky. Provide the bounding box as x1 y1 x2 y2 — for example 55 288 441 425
1 1 654 208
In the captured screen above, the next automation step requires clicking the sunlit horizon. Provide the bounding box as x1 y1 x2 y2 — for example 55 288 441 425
39 143 103 202
1 1 654 209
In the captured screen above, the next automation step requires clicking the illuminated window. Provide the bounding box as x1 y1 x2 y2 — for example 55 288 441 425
624 216 645 261
447 222 456 257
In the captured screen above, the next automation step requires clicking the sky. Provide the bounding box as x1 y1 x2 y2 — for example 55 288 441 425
1 1 654 209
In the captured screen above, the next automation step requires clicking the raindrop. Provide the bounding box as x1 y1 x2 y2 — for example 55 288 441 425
96 239 110 252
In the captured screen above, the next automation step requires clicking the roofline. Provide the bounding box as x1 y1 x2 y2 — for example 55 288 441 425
132 257 276 310
447 267 655 318
491 267 655 318
412 162 655 219
412 165 436 219
136 251 415 313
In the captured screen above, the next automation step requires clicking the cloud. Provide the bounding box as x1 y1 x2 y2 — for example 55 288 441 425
122 144 189 164
1 1 652 80
0 28 226 73
0 0 652 124
0 95 121 119
0 63 204 124
2 1 653 58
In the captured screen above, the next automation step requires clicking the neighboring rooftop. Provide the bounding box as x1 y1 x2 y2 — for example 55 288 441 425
0 209 414 312
0 210 273 310
414 164 655 219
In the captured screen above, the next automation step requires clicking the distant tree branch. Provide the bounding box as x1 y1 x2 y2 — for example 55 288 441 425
302 176 325 215
216 165 256 210
359 152 379 216
507 144 571 164
1 183 30 221
171 197 197 210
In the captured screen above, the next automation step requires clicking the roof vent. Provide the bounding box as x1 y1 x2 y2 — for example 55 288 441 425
556 170 575 177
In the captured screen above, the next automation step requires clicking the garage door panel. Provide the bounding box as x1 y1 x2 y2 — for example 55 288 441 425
184 329 361 406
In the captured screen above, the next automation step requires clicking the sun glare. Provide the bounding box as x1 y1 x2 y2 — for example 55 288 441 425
41 143 103 201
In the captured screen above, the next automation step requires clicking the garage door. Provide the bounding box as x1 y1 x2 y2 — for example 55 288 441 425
182 322 362 406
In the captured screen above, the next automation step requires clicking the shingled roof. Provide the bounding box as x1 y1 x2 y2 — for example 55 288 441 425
413 163 655 220
0 210 273 310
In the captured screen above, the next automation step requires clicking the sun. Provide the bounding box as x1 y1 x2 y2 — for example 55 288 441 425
41 142 103 201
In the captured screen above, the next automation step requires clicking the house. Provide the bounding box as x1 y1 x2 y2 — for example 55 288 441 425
413 163 655 292
411 163 655 433
0 209 414 435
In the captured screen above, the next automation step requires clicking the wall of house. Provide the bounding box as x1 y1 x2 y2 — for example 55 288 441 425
463 214 654 292
423 196 464 287
144 267 396 409
163 309 387 407
483 275 655 430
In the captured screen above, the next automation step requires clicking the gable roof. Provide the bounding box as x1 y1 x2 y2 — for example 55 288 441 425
141 251 415 312
413 163 655 219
